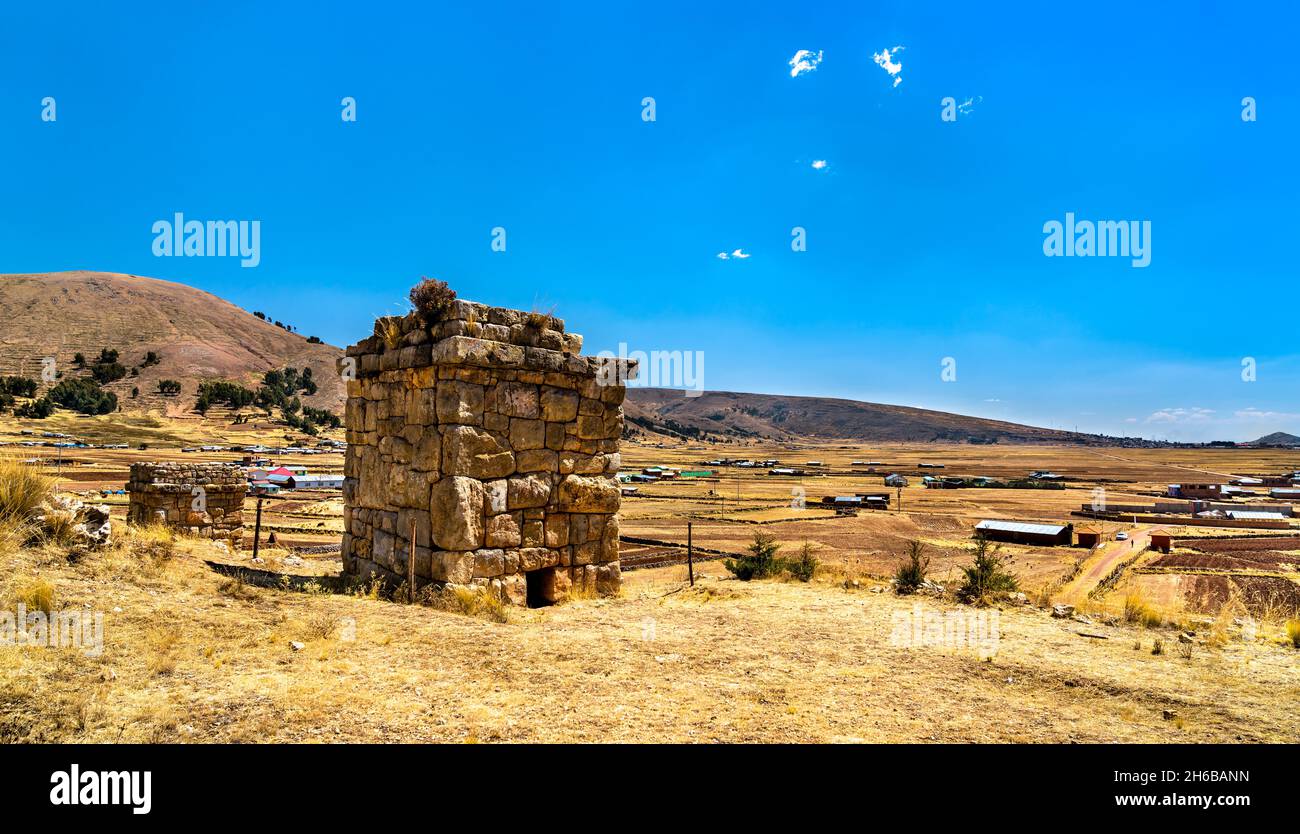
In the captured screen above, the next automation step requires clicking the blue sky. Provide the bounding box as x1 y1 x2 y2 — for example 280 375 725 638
2 1 1297 441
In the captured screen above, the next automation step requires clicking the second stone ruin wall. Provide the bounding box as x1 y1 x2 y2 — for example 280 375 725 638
126 462 246 546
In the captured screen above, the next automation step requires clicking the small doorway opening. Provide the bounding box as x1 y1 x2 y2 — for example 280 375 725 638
525 568 555 608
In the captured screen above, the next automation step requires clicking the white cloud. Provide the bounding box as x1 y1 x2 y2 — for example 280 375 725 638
1234 407 1300 421
811 159 828 170
872 45 904 87
717 249 752 260
788 49 823 78
1145 407 1216 424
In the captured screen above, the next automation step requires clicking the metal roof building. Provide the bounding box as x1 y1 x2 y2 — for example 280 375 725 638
975 519 1073 546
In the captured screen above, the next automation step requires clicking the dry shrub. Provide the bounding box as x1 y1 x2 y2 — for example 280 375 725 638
137 703 180 743
130 523 177 568
300 610 342 641
217 574 258 601
0 457 53 524
1206 587 1245 647
13 578 56 614
425 584 509 623
409 277 456 319
146 625 181 676
376 316 403 350
567 577 599 602
525 302 557 331
348 575 386 601
34 510 78 548
1286 620 1300 649
1123 591 1162 628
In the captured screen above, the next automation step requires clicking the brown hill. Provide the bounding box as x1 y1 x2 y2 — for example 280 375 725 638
0 271 345 415
624 388 1093 445
1250 432 1300 447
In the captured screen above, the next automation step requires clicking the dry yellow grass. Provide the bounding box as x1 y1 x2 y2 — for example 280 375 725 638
1123 591 1163 628
1 520 1297 743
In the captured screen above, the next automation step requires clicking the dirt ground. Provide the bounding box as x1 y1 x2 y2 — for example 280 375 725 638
1 530 1297 744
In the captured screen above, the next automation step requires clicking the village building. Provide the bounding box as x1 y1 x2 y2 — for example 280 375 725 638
1167 482 1228 499
974 519 1073 547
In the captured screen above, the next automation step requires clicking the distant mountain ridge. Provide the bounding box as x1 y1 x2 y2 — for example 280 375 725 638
624 388 1101 445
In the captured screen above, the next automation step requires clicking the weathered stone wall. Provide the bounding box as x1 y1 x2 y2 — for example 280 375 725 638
126 462 246 546
339 301 633 605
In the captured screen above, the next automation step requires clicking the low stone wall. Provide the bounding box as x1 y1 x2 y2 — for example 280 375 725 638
126 462 246 546
340 300 634 606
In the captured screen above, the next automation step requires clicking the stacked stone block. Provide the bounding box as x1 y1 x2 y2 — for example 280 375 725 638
126 462 246 545
339 300 634 605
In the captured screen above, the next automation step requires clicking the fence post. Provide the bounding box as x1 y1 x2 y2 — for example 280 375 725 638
408 519 417 604
252 496 264 560
687 521 694 586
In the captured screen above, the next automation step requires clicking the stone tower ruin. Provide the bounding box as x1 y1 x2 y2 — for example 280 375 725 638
339 300 632 606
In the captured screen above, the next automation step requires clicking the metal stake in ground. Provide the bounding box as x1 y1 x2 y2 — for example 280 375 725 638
687 521 694 586
252 495 264 560
408 519 417 604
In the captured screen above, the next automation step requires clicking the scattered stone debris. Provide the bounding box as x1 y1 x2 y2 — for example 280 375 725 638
1051 603 1075 619
843 578 861 590
917 579 946 597
1178 632 1194 644
290 641 305 651
1163 709 1177 721
32 495 112 554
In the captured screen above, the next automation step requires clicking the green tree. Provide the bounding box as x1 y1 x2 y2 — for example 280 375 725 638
724 532 783 581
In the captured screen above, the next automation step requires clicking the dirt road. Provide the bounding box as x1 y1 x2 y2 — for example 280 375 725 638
1055 526 1153 605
